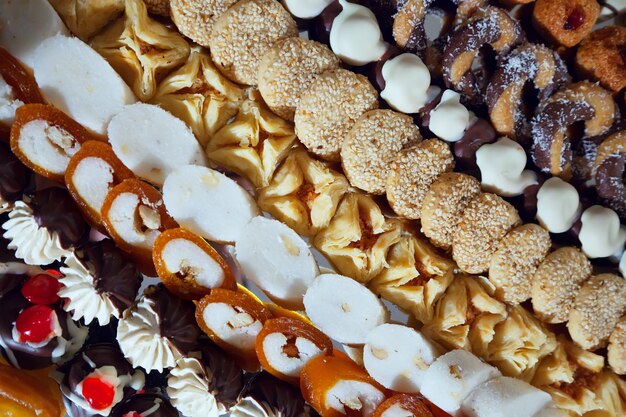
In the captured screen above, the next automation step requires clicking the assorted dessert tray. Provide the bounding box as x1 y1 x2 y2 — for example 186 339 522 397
0 0 626 416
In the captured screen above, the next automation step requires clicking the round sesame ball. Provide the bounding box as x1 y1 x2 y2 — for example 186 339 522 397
171 0 239 47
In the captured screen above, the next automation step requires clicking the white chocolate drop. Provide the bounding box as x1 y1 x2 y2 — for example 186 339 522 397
282 0 333 18
161 238 225 289
380 54 431 114
429 90 470 142
536 177 581 234
325 380 385 417
579 205 626 259
201 302 262 351
262 332 323 378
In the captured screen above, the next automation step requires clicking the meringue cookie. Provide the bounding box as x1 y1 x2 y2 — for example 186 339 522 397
429 90 471 142
579 205 626 258
380 54 432 114
536 177 582 234
168 357 223 417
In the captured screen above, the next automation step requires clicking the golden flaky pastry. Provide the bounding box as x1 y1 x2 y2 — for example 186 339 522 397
49 0 124 40
421 275 507 352
368 233 455 324
152 48 244 145
312 193 402 284
257 147 349 236
206 97 296 188
608 317 626 375
92 0 190 101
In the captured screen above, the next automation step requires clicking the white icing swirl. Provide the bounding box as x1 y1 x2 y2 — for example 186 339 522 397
282 0 333 19
579 205 626 259
53 314 88 364
536 177 581 234
0 196 12 216
231 397 276 417
2 200 73 265
0 74 24 126
117 295 182 373
476 137 537 197
58 253 120 326
167 357 224 417
329 0 387 66
380 54 431 114
429 90 470 142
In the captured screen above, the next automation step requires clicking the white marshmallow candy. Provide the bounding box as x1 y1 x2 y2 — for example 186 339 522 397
303 274 389 345
0 75 24 126
579 205 626 258
329 0 387 66
325 380 386 417
476 137 537 197
380 54 432 114
201 302 263 352
34 35 135 135
532 408 570 417
420 349 501 416
461 376 553 417
262 333 323 378
161 238 226 289
235 216 319 309
429 90 471 142
536 177 581 234
363 323 439 392
282 0 334 18
0 0 69 68
163 165 259 244
108 104 207 185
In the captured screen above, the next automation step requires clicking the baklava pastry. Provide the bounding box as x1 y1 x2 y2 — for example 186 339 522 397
608 317 626 375
91 0 191 101
64 140 135 231
196 287 274 371
257 147 349 237
151 48 244 145
48 0 124 41
312 193 402 284
207 99 296 188
101 178 178 276
153 227 236 300
10 104 98 182
368 234 455 324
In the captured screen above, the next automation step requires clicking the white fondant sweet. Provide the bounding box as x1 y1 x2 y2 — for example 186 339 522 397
235 216 319 309
363 324 439 393
380 54 431 114
325 380 385 417
282 0 333 19
0 0 69 68
476 137 538 197
107 192 162 251
381 404 413 417
231 397 277 417
162 165 259 244
303 274 389 345
58 254 121 326
429 90 470 142
262 332 323 378
33 35 135 135
71 157 114 214
108 104 207 186
168 357 223 417
0 75 24 126
533 408 571 417
620 251 626 278
579 205 626 259
162 238 226 289
201 302 263 352
329 0 387 66
2 200 73 265
536 177 581 234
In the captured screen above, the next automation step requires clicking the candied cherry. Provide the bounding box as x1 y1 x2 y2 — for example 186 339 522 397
14 305 57 344
21 274 62 305
564 6 585 31
82 376 115 410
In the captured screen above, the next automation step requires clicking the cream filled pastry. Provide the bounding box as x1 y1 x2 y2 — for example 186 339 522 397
428 90 471 142
380 54 432 114
235 216 319 310
578 205 626 258
535 177 582 234
282 0 334 19
117 285 200 373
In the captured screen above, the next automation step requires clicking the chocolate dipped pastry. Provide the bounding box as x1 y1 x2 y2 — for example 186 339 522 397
58 343 145 416
595 131 626 218
2 187 88 265
167 337 244 417
452 118 498 170
0 271 87 369
0 141 30 213
110 390 179 417
117 284 200 373
59 239 143 326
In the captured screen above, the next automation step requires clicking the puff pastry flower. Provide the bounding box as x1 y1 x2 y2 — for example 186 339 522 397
92 0 190 101
48 0 124 41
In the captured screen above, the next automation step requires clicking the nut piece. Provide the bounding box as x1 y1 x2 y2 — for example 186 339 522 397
532 0 601 47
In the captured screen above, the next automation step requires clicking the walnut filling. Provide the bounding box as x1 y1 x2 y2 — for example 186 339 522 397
136 204 161 233
282 336 300 358
349 210 379 251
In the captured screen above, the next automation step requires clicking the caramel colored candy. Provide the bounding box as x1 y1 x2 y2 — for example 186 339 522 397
0 363 63 417
372 394 433 417
0 47 45 105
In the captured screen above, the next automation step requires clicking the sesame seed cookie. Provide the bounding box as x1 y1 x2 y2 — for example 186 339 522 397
386 139 454 218
209 0 298 85
568 273 626 351
420 172 481 251
294 68 379 161
258 37 340 121
531 247 592 324
143 0 170 16
609 317 626 375
341 109 422 195
489 224 552 304
170 0 238 46
452 193 521 274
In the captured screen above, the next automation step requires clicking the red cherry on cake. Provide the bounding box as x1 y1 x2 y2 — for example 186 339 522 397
82 376 116 410
14 305 58 344
45 269 63 277
21 274 62 305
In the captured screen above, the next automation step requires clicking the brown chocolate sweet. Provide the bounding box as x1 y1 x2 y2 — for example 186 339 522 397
0 141 29 204
594 131 626 219
198 338 245 409
111 390 179 417
452 118 498 170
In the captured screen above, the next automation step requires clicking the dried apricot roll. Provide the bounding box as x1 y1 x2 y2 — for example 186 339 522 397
196 287 273 371
64 140 135 230
300 355 387 417
101 178 178 276
372 394 434 417
153 227 236 300
255 316 333 385
10 104 98 182
0 363 63 417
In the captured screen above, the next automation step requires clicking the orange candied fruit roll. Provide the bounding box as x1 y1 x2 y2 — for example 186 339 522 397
153 227 236 300
0 47 45 105
196 287 274 371
256 316 333 385
0 363 64 417
372 394 435 417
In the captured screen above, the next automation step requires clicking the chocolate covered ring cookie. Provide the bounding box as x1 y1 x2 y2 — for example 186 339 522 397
170 0 238 46
532 0 600 48
209 0 298 85
594 131 625 218
576 25 626 93
531 81 616 180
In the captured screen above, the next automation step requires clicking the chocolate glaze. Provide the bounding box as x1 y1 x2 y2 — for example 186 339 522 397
30 188 88 249
0 230 19 264
64 396 95 417
144 285 200 355
111 390 178 417
239 372 318 417
596 154 626 219
452 118 498 170
198 337 244 409
366 45 400 91
78 240 142 313
0 141 29 203
0 273 25 298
